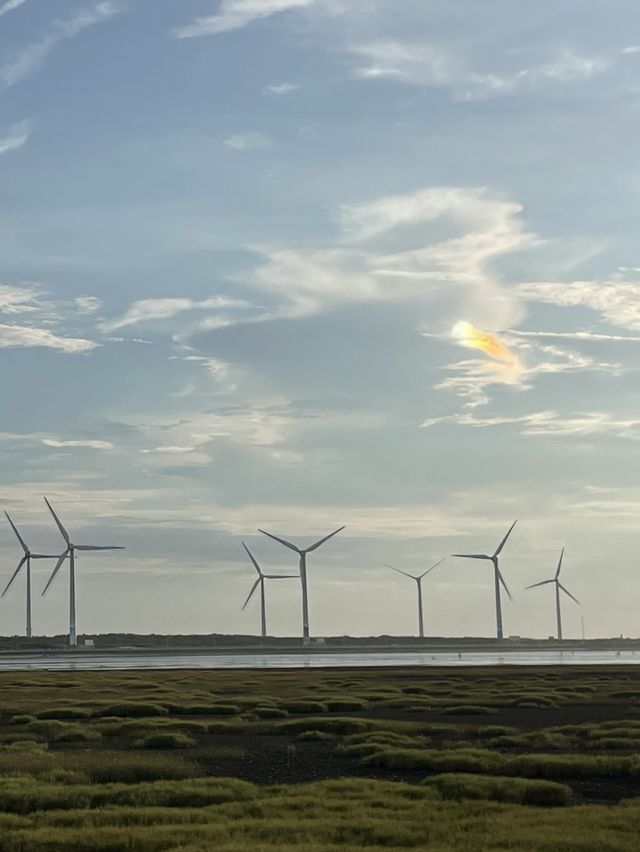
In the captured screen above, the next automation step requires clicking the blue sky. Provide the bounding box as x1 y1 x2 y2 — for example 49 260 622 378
1 0 640 640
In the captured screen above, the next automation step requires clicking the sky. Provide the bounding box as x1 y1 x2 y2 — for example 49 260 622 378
1 0 640 641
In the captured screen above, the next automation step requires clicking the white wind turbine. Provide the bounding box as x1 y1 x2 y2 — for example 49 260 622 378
42 497 124 647
258 526 345 646
2 512 59 638
386 558 446 639
526 548 579 640
240 542 297 638
452 521 517 640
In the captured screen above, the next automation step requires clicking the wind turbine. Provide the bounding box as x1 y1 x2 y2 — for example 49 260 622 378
386 558 446 639
42 497 124 647
240 542 297 638
452 520 517 640
2 512 59 638
258 526 345 646
525 548 579 640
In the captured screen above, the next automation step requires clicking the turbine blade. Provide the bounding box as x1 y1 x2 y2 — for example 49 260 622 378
493 520 517 557
5 512 28 554
30 554 61 560
263 574 297 579
241 578 261 610
525 579 554 589
44 497 70 544
74 545 124 551
555 547 565 579
258 529 301 553
305 526 345 553
559 582 580 605
497 569 513 601
42 549 69 596
242 542 263 576
386 564 416 580
452 553 491 560
1 555 27 598
420 556 447 578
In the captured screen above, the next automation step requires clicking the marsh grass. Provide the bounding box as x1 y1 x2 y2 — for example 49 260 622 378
134 733 196 749
424 772 573 806
3 667 640 849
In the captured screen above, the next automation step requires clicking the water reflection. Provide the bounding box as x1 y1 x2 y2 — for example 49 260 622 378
0 650 639 671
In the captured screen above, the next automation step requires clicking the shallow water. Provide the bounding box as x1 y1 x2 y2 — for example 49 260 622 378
0 649 639 671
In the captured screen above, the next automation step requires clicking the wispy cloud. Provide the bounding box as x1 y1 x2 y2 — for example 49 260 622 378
223 132 272 151
0 120 31 156
0 2 122 90
173 0 313 38
41 438 114 450
430 333 623 409
350 41 607 100
263 82 300 94
422 409 640 441
0 0 29 17
0 324 97 352
517 275 640 332
508 329 640 343
235 186 532 327
101 296 253 333
0 282 41 313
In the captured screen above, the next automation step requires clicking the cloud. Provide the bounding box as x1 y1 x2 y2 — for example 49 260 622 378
350 41 607 99
0 2 121 90
0 120 31 156
430 333 622 409
263 82 300 94
74 296 102 314
0 324 97 352
421 409 640 441
223 132 272 151
517 276 640 332
101 296 253 332
622 46 640 55
236 186 532 328
178 355 240 390
173 0 313 38
0 0 29 17
0 282 41 313
41 438 114 450
508 330 640 343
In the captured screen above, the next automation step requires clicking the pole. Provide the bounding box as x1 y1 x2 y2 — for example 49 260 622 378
555 582 563 640
260 579 267 639
69 548 77 647
26 556 32 639
493 558 503 639
300 552 310 646
417 579 424 639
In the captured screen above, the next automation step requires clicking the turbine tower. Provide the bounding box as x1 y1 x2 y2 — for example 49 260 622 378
258 526 345 646
2 512 58 638
42 497 124 647
526 548 579 640
386 559 446 639
240 542 296 638
452 520 517 640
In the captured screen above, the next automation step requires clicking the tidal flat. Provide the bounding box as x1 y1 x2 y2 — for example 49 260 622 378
1 666 640 850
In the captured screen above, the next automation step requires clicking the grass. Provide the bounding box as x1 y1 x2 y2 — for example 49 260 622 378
424 772 573 806
135 733 197 749
2 666 640 848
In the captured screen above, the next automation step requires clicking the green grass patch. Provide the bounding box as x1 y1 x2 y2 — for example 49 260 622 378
425 772 572 806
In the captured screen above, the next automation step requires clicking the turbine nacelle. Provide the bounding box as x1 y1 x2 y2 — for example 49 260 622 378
2 512 59 599
240 542 296 610
386 557 446 583
41 498 124 597
258 526 345 555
